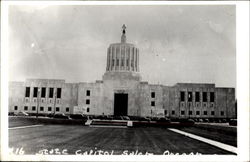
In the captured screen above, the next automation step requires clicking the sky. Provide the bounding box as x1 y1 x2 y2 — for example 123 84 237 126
8 5 236 87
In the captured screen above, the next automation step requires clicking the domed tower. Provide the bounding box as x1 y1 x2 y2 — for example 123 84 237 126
103 25 141 81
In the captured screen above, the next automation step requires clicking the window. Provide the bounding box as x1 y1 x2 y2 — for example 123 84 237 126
24 106 28 111
189 111 192 115
41 87 46 98
203 111 207 115
87 108 90 112
33 87 38 98
112 59 115 66
121 59 124 66
116 59 119 66
25 87 30 97
210 92 215 102
32 106 36 111
172 110 175 115
48 107 52 111
211 111 215 115
221 111 224 116
196 111 200 115
203 92 207 102
151 92 155 98
40 107 44 111
86 99 90 105
181 111 185 115
180 91 185 102
188 92 192 102
86 90 90 96
56 107 60 112
57 88 61 98
14 106 18 110
66 107 69 112
49 88 54 98
195 92 200 102
164 110 167 115
126 59 129 66
151 101 155 106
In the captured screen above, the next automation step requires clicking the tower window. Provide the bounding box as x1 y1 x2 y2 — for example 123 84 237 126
87 108 90 113
40 107 44 111
221 111 224 116
57 88 62 98
33 87 38 98
49 88 54 98
210 92 215 102
86 90 90 96
41 87 46 98
14 106 18 110
151 92 155 98
180 91 185 102
25 87 30 97
151 101 155 106
203 92 207 102
86 99 90 105
195 92 200 102
24 106 28 111
188 92 192 102
56 107 60 112
32 106 36 111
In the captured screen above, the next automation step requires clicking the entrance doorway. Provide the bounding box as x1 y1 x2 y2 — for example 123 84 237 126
114 93 128 116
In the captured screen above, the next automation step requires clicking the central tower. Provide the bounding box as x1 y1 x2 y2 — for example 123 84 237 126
103 25 141 81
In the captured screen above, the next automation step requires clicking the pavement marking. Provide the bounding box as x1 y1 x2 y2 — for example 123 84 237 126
168 128 237 154
89 125 127 128
9 124 44 130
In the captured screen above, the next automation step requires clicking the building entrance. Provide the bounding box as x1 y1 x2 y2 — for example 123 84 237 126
114 93 128 116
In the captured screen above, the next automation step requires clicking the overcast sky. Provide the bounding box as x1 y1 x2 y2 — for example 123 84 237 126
8 5 236 87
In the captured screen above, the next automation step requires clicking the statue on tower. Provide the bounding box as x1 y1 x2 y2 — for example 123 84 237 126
122 24 126 34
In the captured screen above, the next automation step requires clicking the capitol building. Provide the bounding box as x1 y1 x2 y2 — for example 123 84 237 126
9 25 236 119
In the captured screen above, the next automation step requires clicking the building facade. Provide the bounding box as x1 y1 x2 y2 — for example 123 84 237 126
8 25 236 119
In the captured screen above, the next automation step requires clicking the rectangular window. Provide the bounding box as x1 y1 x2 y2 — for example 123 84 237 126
32 106 36 111
196 111 200 115
121 59 124 66
181 111 185 115
86 99 90 105
49 88 54 98
151 101 155 106
66 107 69 112
112 59 115 66
48 107 52 111
33 87 38 98
25 87 30 97
189 111 192 115
171 110 175 115
151 92 155 98
41 87 46 98
164 110 167 115
210 92 215 102
221 111 224 116
24 106 28 111
195 92 200 102
126 59 129 66
116 59 119 66
86 90 90 96
211 111 215 115
40 107 44 111
203 92 207 102
188 92 192 102
56 107 60 112
204 111 207 115
180 91 185 102
87 107 90 113
57 88 61 98
14 106 18 110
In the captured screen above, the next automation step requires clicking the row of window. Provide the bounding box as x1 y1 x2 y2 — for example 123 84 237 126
111 59 137 67
169 110 224 116
14 106 90 113
25 87 62 98
180 91 215 102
